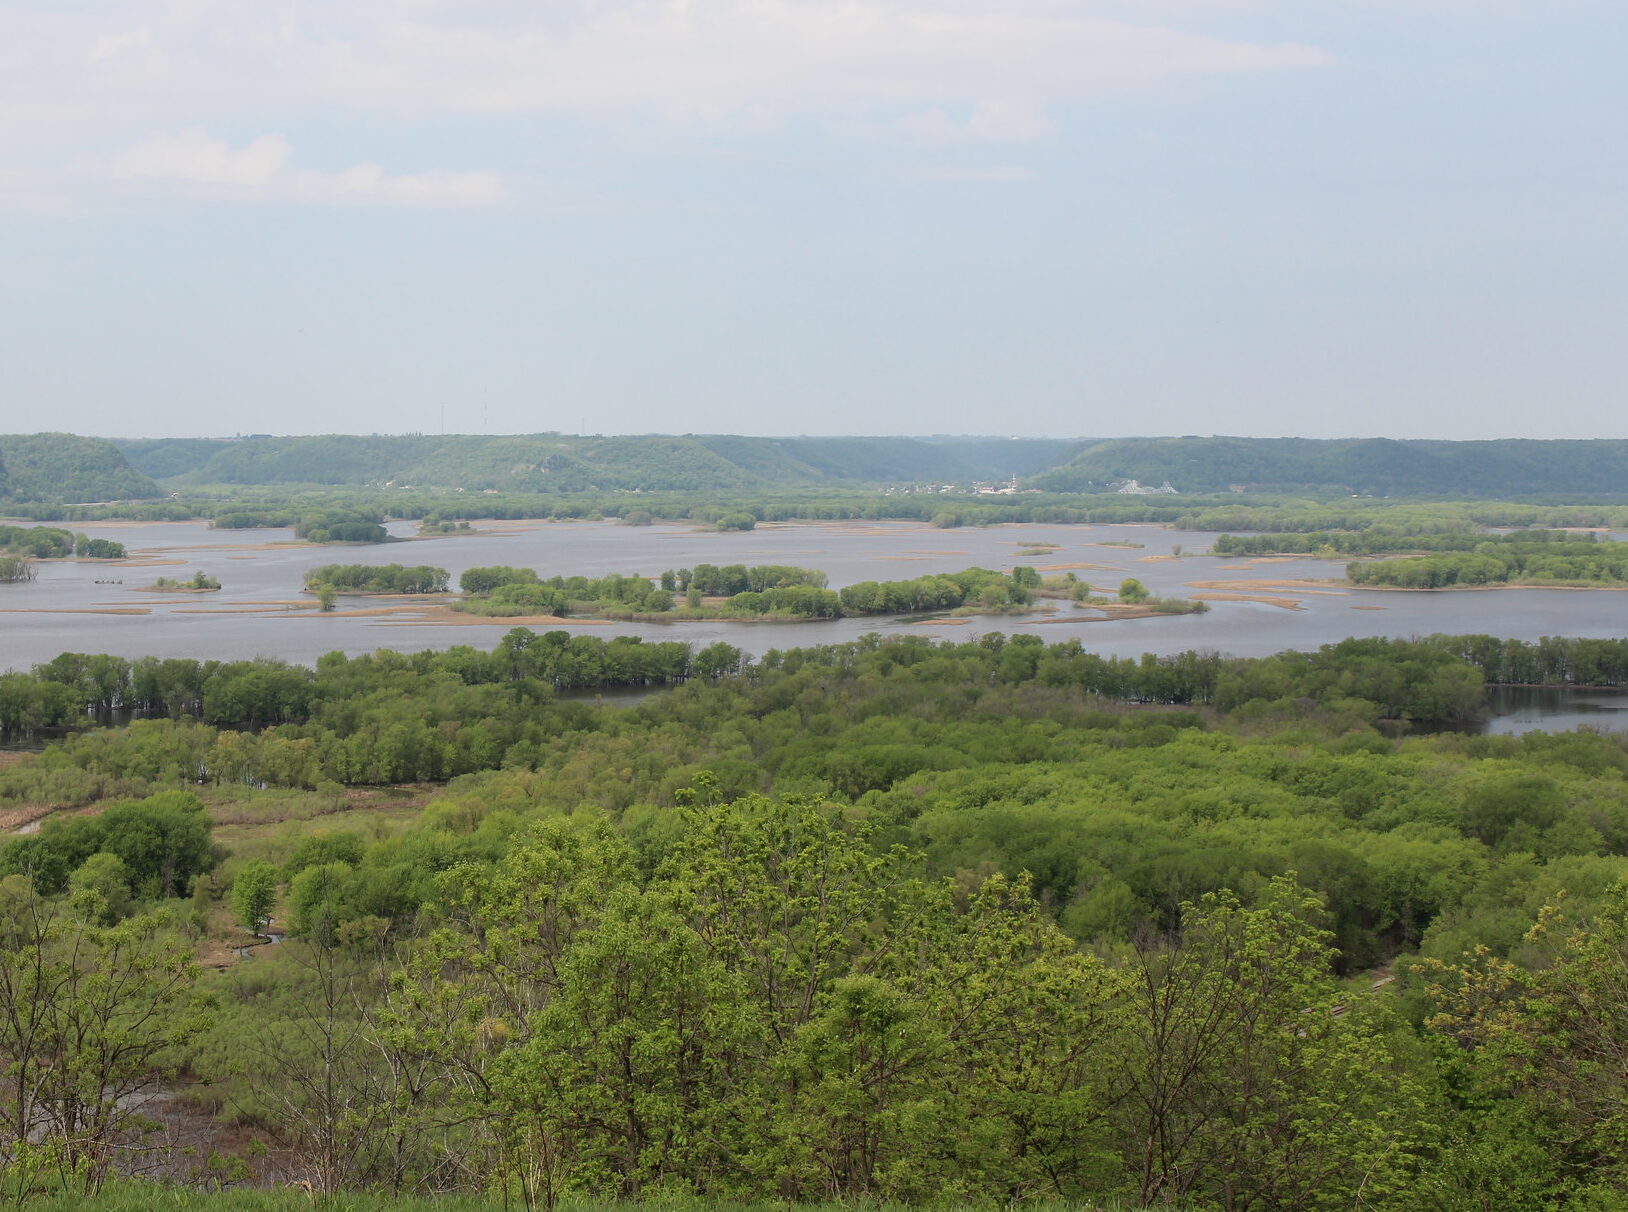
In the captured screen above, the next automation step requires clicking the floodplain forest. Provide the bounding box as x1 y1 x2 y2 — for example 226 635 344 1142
5 630 1628 1209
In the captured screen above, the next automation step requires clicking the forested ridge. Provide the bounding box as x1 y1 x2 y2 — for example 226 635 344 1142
1030 436 1628 496
94 432 1628 498
112 434 1084 492
8 632 1628 1205
0 434 160 503
13 428 1628 506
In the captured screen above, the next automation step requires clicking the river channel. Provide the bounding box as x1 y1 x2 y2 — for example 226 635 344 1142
3 518 1627 674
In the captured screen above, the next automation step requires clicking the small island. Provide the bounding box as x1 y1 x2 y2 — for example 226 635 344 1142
416 516 474 536
146 571 222 592
1216 529 1628 591
445 563 1208 623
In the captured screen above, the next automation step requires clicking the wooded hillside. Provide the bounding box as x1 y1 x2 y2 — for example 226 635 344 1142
1030 436 1628 496
0 433 160 503
113 434 1084 491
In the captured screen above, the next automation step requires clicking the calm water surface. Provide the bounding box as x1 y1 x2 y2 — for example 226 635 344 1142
1483 686 1628 736
3 518 1627 672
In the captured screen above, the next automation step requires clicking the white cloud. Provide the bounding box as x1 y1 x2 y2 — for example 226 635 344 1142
111 130 505 205
2 2 1328 136
873 99 1055 145
284 3 1328 123
906 164 1037 183
114 130 291 188
0 1 1328 205
290 162 505 206
87 29 157 64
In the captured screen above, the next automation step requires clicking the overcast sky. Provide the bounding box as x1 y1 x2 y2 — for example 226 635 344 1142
2 1 1623 440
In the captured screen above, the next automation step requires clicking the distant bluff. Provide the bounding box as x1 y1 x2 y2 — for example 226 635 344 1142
1030 437 1628 497
112 434 1084 493
11 431 1627 500
0 433 161 503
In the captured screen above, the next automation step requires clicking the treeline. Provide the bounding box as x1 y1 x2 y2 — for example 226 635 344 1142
660 565 1036 620
13 629 1628 751
363 487 1203 530
0 632 738 746
1210 527 1628 587
838 566 1033 613
1195 505 1628 534
1428 633 1628 685
1217 526 1625 557
304 564 450 594
0 634 1494 812
214 505 388 543
1217 526 1526 556
22 478 1628 546
0 498 199 523
451 564 1040 620
1349 537 1628 588
0 523 125 559
455 567 671 618
664 564 837 616
661 563 829 594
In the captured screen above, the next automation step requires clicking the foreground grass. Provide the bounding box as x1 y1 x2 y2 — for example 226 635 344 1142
27 1184 1163 1212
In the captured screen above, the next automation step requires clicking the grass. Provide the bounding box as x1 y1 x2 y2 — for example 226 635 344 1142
29 1183 1169 1212
23 1188 504 1212
203 784 436 864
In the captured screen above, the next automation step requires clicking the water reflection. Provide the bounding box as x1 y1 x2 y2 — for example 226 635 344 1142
1482 686 1628 737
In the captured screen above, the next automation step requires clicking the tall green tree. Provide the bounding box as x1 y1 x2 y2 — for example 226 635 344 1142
1113 879 1425 1211
0 878 211 1194
231 860 280 937
1426 885 1628 1206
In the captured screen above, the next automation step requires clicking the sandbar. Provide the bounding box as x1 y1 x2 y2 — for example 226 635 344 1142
0 607 151 616
1191 592 1304 611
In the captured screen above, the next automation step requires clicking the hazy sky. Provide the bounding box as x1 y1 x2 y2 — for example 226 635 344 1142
2 1 1623 440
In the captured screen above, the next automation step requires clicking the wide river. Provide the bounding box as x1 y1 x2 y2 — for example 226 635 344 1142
4 518 1627 672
